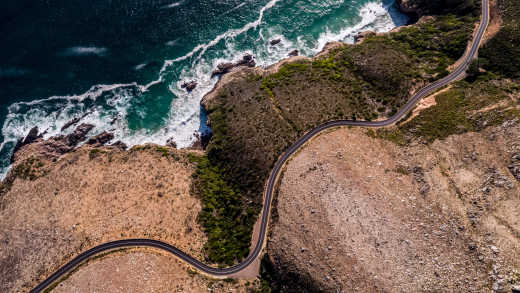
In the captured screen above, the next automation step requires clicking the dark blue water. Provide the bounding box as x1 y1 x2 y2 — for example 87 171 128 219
0 0 407 177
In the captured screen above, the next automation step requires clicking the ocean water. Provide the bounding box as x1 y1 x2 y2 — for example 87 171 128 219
0 0 407 177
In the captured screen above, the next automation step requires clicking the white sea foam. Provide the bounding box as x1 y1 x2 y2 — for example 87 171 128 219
61 46 108 57
165 39 179 46
134 63 147 71
312 1 408 52
162 1 183 9
0 0 408 179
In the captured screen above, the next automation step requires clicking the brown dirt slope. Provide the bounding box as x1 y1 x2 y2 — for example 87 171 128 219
267 123 520 292
0 143 206 292
51 248 259 293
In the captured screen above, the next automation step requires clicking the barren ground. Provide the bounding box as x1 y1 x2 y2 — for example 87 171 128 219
268 123 520 292
0 144 207 292
52 248 259 293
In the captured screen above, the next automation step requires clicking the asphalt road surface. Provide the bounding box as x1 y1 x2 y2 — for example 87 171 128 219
31 1 489 291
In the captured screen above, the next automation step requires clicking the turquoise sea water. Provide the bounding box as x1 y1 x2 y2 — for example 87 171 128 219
0 0 407 177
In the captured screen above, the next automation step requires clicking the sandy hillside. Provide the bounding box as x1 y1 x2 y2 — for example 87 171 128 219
268 122 520 292
51 248 259 293
0 143 207 292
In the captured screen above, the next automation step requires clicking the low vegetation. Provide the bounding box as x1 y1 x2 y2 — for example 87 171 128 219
189 154 261 265
0 157 47 195
372 75 520 144
198 8 477 264
480 0 520 78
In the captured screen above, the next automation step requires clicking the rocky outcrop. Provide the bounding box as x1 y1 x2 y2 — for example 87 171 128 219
11 127 43 162
181 81 198 92
211 54 256 77
86 132 115 146
354 30 376 44
65 123 95 147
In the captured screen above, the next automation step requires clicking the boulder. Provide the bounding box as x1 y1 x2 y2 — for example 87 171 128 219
236 54 256 67
288 49 299 57
270 38 281 46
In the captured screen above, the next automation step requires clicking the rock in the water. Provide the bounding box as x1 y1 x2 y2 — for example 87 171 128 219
61 117 81 131
237 54 256 67
211 54 256 77
270 39 281 46
86 132 115 146
211 62 235 77
66 123 95 147
288 49 299 57
181 81 198 92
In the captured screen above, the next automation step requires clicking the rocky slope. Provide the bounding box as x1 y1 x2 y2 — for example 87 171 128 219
265 122 520 292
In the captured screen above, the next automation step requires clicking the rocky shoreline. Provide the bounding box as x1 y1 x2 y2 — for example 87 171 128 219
6 0 419 168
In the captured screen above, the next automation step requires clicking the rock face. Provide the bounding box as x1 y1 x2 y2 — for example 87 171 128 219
20 126 42 146
66 123 95 147
211 54 256 77
11 127 43 162
12 123 96 161
86 132 115 146
270 39 281 46
181 81 198 92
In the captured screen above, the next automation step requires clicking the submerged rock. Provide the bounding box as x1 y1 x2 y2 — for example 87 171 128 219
181 81 198 92
270 38 281 46
288 49 299 57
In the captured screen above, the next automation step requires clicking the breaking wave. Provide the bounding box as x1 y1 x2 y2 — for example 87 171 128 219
0 0 407 179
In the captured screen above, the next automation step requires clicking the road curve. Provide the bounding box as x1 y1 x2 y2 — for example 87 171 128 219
31 1 489 292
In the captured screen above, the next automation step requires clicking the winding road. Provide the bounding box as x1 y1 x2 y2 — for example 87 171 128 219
31 1 489 291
